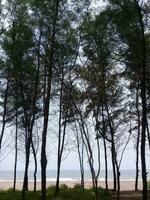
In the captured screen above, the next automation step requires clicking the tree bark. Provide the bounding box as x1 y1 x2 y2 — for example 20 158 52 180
75 121 85 190
135 87 140 191
55 118 67 196
146 120 150 150
55 67 64 196
102 104 108 190
13 96 18 191
22 137 30 197
103 138 108 190
111 139 117 191
116 165 120 200
31 138 37 192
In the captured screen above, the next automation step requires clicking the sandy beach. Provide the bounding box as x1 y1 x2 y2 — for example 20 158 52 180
0 180 143 191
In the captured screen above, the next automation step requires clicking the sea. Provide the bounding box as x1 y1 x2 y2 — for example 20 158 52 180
0 170 150 181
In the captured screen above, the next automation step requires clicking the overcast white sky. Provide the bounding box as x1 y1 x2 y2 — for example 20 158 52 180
0 127 150 171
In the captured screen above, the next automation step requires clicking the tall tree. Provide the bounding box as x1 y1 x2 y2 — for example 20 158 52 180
106 0 149 199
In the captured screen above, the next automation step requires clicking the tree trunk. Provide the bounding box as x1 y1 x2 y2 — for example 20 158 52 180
79 122 95 191
135 87 140 191
75 122 84 190
41 118 48 200
82 125 96 191
13 103 18 191
140 80 147 200
95 138 101 200
73 89 97 194
105 101 117 192
135 125 140 191
111 140 117 191
103 138 108 190
22 142 30 197
141 113 147 200
81 140 84 190
101 103 108 191
146 120 150 150
55 68 63 197
31 138 37 192
116 165 120 200
95 177 98 200
55 159 61 196
78 143 85 190
55 117 67 196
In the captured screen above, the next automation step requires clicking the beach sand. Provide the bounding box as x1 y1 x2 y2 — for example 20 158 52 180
0 180 143 191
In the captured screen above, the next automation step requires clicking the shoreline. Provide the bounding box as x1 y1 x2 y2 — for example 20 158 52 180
0 180 143 191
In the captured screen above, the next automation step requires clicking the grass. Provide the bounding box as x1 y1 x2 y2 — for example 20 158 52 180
0 184 111 200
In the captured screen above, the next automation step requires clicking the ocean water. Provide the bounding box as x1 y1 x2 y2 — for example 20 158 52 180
0 170 149 181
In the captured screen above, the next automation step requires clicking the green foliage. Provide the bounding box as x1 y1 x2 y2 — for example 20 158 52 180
0 186 111 200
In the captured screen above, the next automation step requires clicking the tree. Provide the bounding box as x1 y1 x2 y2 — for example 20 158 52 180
1 2 42 195
36 1 60 199
106 1 149 198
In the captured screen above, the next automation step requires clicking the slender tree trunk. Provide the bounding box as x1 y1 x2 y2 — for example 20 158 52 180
12 22 18 191
20 67 32 198
116 165 120 200
55 118 67 196
78 120 95 190
95 178 98 200
41 108 48 200
103 138 108 190
72 89 98 193
81 142 84 191
22 140 30 197
95 138 101 200
55 68 63 196
82 125 96 191
101 103 108 191
105 99 117 192
146 120 150 150
29 21 42 194
140 28 148 200
76 108 97 192
111 139 117 191
135 88 140 191
140 77 148 200
31 138 37 192
13 101 18 191
76 124 84 190
55 129 61 195
55 159 61 196
135 125 140 191
41 54 49 199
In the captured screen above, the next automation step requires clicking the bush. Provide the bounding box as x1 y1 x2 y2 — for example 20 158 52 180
73 184 83 190
60 184 69 190
0 186 110 200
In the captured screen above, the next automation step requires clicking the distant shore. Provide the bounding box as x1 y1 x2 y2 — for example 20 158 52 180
0 180 143 191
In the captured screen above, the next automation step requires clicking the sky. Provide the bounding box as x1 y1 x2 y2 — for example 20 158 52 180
0 130 150 171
